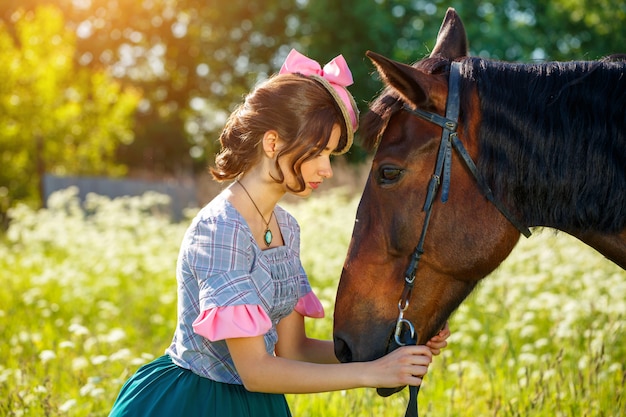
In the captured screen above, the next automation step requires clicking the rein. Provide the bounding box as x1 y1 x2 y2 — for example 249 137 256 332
392 61 531 417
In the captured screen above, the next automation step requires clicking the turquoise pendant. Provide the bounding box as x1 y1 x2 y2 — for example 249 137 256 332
263 228 273 247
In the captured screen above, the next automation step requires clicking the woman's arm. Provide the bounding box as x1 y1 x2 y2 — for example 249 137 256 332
274 312 451 362
274 310 337 364
226 335 432 394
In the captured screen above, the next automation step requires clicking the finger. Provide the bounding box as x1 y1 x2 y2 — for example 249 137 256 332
427 339 448 348
395 356 431 369
428 329 450 343
400 363 429 382
428 336 444 343
410 364 430 378
400 345 433 357
405 376 424 387
426 340 447 356
409 351 433 365
439 322 451 338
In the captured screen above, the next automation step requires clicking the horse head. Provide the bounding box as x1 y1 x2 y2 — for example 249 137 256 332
333 8 524 372
333 8 626 391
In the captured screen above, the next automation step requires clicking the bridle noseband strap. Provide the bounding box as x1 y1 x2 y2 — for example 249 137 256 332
392 61 531 417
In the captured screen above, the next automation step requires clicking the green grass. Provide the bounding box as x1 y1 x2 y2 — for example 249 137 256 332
1 187 624 416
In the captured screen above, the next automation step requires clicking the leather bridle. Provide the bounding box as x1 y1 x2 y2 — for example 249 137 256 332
391 61 532 417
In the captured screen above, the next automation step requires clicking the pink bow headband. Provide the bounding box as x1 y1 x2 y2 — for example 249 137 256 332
279 49 359 155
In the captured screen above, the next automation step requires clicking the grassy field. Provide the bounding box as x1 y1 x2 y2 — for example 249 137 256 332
1 187 624 416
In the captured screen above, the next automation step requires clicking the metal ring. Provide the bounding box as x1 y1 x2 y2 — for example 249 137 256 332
394 318 416 346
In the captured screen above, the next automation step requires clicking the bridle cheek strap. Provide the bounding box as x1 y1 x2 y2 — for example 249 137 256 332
393 61 531 417
402 62 531 239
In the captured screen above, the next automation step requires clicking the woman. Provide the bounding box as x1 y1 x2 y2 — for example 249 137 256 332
109 49 450 416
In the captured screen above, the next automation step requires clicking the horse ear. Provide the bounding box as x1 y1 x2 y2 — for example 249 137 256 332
429 7 468 59
366 50 447 109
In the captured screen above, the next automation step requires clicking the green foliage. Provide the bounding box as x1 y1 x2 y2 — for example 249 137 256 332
4 0 625 175
0 6 140 222
1 188 624 416
296 0 626 162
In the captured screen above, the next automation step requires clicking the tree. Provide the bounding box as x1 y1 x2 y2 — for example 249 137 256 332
374 0 626 62
0 6 139 227
1 0 625 185
1 0 307 172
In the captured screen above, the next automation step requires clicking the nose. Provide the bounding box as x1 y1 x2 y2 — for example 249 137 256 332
319 156 333 179
333 335 353 363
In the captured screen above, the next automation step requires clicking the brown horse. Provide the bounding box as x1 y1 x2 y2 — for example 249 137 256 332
333 6 626 391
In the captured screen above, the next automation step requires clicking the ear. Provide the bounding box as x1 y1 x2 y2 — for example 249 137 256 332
366 51 448 109
262 130 279 157
429 8 469 59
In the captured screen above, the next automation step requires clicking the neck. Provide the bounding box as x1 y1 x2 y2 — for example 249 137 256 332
234 174 284 246
234 175 283 219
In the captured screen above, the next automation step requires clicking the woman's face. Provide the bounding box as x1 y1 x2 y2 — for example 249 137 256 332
281 123 341 197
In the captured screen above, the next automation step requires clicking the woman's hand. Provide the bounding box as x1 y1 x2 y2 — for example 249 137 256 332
366 345 432 388
426 321 450 356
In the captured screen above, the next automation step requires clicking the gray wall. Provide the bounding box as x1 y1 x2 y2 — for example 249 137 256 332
43 174 197 221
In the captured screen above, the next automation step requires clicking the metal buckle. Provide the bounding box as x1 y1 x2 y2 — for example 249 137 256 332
394 299 416 346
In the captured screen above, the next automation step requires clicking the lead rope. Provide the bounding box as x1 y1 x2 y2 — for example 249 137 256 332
406 381 420 417
404 335 419 417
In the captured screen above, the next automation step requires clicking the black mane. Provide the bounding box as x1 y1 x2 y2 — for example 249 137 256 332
362 56 626 234
466 57 626 233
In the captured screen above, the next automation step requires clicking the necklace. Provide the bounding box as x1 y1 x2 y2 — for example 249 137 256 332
237 181 274 247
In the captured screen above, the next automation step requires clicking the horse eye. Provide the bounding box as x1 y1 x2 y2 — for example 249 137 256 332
377 166 405 184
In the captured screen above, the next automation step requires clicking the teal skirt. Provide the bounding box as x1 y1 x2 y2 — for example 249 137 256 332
108 355 292 417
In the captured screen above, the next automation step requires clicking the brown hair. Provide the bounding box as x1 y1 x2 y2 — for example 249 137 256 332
210 73 347 192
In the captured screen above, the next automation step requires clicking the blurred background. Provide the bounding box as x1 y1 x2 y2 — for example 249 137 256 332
1 0 625 226
1 3 625 415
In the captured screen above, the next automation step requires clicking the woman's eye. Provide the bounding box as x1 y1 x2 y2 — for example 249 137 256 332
377 167 404 184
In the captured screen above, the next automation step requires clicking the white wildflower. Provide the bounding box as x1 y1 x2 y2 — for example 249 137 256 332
89 387 105 397
72 357 89 371
91 355 109 365
534 338 549 349
542 368 556 381
33 385 47 394
519 324 537 338
59 399 77 412
518 352 538 364
103 328 127 344
69 323 90 336
79 382 96 397
59 341 75 349
39 350 56 363
109 348 131 361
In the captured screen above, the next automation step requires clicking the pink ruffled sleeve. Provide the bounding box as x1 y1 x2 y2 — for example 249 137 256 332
192 305 272 342
294 291 325 318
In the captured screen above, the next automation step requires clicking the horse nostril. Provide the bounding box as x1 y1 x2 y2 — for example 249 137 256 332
333 336 353 363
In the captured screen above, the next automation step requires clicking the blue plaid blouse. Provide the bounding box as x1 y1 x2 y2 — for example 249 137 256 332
166 193 315 384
